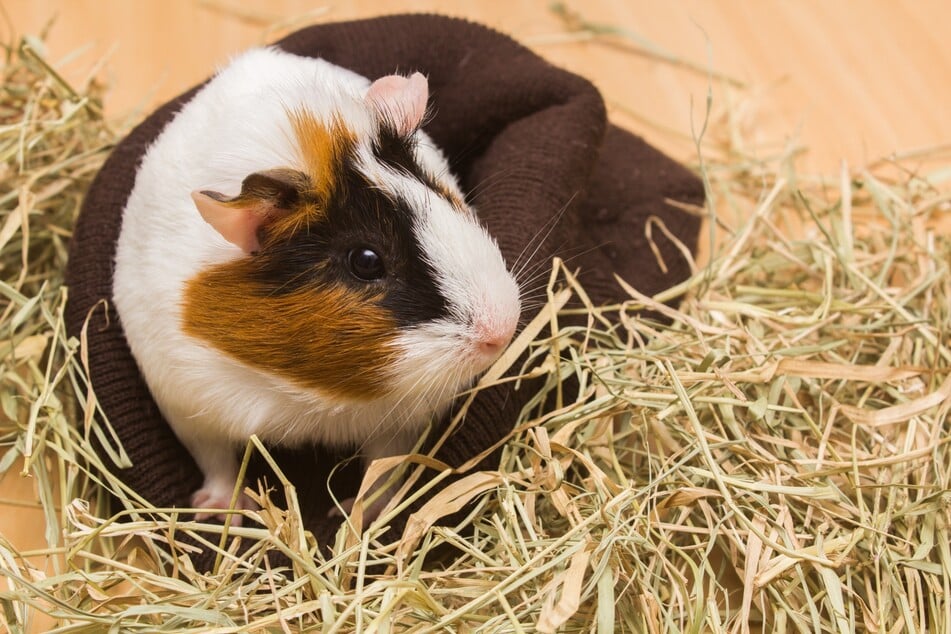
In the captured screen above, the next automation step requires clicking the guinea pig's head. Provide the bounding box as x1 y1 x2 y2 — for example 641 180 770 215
181 73 521 414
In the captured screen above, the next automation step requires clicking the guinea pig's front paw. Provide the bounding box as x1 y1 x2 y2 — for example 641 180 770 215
191 486 256 527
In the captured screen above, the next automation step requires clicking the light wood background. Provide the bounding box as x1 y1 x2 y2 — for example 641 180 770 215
2 0 950 628
6 0 951 173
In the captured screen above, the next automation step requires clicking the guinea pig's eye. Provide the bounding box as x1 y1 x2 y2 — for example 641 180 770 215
347 247 386 282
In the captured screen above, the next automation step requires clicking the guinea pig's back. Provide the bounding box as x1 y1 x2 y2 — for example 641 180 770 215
117 49 370 283
112 49 372 420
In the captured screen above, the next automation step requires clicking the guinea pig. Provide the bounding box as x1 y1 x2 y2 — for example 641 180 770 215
112 47 521 525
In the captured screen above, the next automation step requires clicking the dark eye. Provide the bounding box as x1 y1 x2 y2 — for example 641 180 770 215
347 247 386 281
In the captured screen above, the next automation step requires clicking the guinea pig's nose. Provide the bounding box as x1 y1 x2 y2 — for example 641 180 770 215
474 319 517 357
477 336 507 356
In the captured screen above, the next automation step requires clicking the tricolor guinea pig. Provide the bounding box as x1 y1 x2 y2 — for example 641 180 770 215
112 48 521 524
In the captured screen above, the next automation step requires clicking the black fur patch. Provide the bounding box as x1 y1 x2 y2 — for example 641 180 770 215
372 122 457 205
245 146 449 327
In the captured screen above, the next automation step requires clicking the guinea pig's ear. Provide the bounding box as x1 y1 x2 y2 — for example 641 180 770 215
365 72 428 137
192 168 310 253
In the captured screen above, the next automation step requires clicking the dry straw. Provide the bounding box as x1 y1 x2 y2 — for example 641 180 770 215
2 17 951 634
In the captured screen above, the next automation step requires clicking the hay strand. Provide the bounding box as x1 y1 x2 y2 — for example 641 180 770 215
2 18 950 634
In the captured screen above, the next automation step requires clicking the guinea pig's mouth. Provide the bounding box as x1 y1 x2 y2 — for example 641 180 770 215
391 317 516 388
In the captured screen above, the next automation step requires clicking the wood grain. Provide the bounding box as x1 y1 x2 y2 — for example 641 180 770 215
1 1 949 628
6 0 950 172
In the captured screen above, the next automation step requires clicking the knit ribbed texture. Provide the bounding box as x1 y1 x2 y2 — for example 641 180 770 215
65 14 703 569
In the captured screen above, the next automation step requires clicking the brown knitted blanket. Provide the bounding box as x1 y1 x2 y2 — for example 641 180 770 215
65 14 702 566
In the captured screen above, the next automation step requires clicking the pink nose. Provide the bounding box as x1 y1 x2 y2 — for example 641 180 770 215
475 320 516 356
478 334 510 355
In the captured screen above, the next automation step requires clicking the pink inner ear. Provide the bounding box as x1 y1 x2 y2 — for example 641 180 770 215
191 190 267 253
365 72 428 136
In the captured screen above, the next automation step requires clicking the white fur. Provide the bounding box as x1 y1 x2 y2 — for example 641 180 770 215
113 48 520 514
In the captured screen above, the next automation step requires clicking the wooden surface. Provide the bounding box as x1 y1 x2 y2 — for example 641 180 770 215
2 1 950 629
5 0 951 173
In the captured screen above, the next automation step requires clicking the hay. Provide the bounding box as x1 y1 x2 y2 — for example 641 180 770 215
2 20 951 634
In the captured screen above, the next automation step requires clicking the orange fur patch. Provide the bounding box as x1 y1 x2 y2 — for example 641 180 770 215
182 259 399 400
240 110 357 244
289 109 355 202
438 185 466 211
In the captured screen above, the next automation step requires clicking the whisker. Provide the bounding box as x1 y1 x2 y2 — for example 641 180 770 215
510 197 576 281
463 167 516 204
386 353 468 448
